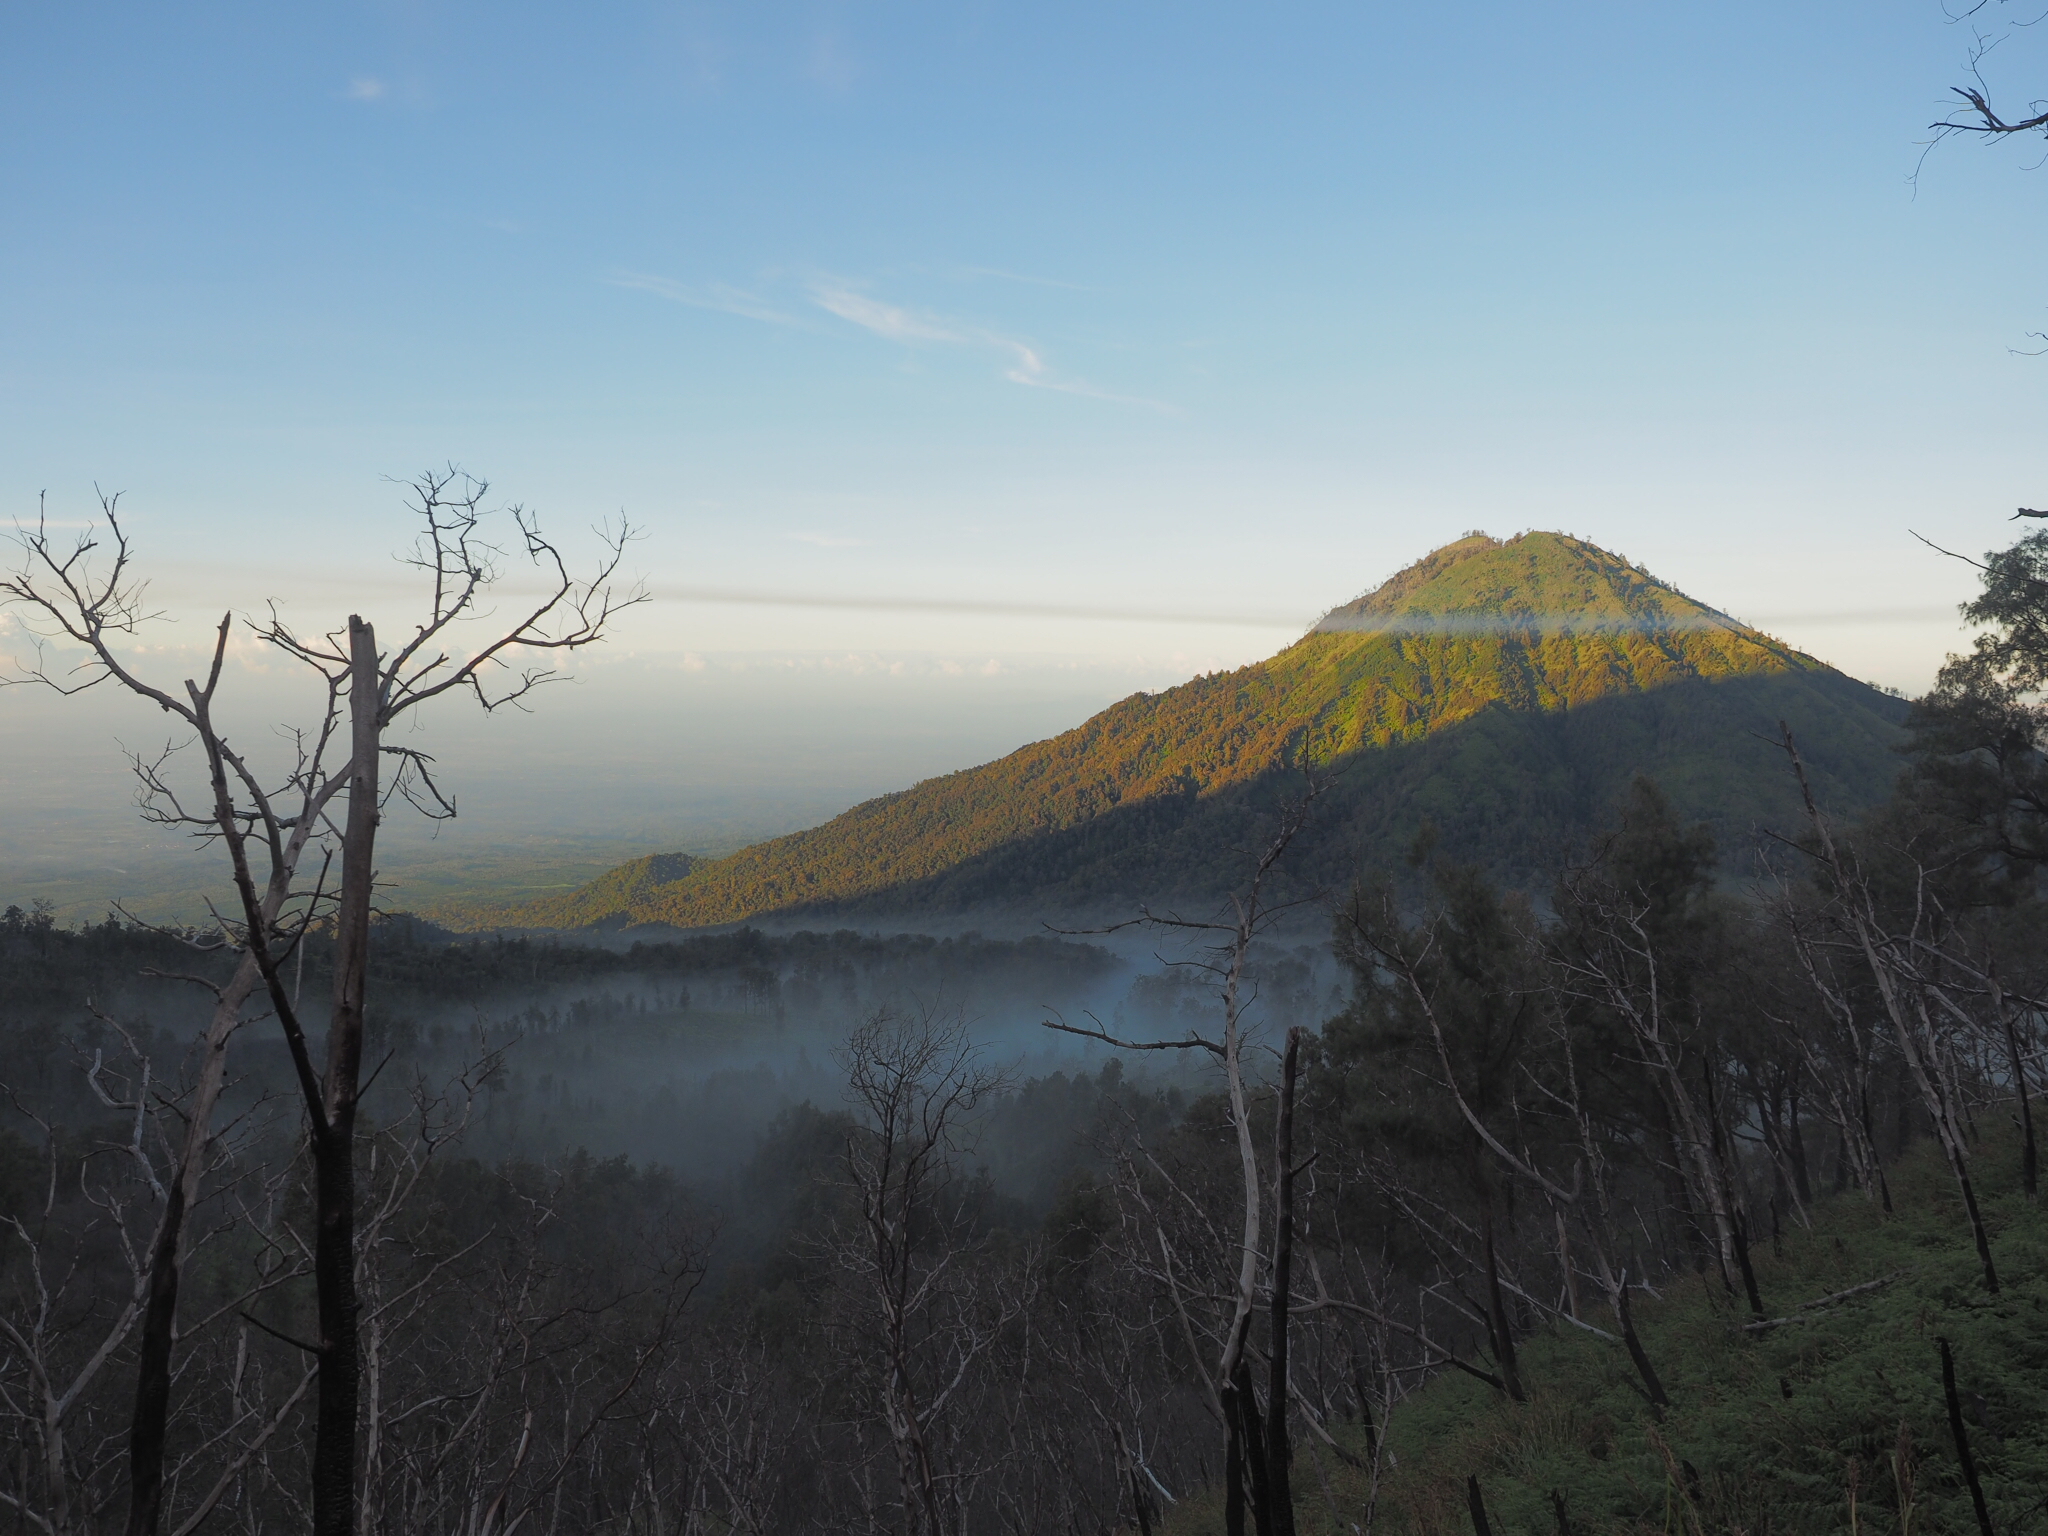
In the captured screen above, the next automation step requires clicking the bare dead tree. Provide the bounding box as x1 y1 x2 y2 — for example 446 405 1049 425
1778 726 2000 1293
1340 888 1676 1411
1549 877 1764 1317
3 469 644 1536
1928 9 2048 147
0 1047 160 1536
1262 1026 1304 1536
0 1022 300 1536
116 881 333 1536
1020 1137 1204 1536
832 1008 1013 1536
675 1330 811 1536
1043 767 1327 1536
1766 888 1892 1211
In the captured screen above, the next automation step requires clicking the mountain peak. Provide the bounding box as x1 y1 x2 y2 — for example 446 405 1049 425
483 532 1903 935
1315 530 1733 636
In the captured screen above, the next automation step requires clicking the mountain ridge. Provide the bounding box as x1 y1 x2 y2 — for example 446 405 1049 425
473 532 1906 933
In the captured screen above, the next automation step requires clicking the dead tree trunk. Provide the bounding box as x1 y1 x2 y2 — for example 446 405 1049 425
1781 726 1999 1293
1938 1337 1995 1536
1701 1065 1764 1318
124 955 264 1536
1112 1425 1156 1536
310 617 377 1536
1040 768 1327 1536
838 1011 1007 1536
1263 1028 1303 1536
1989 971 2038 1198
1610 1270 1667 1412
1477 1205 1527 1400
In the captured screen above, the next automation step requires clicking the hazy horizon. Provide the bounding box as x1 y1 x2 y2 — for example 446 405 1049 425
1 523 1963 921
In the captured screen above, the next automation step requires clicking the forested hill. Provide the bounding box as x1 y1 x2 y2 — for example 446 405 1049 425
496 532 1908 932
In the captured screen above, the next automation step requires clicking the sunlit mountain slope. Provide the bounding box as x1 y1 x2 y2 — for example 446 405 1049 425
503 533 1906 931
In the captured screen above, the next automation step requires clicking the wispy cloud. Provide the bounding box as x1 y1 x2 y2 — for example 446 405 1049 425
343 77 385 102
784 531 868 549
954 265 1090 292
811 281 1168 408
610 266 1164 407
811 286 963 343
608 272 797 326
997 341 1162 406
1002 344 1053 386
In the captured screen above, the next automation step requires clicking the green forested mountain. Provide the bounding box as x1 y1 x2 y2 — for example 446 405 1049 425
504 532 1908 931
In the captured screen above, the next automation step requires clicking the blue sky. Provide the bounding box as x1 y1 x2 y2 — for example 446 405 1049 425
6 1 2048 872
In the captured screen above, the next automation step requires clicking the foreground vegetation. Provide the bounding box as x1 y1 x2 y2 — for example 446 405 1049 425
1170 1128 2048 1535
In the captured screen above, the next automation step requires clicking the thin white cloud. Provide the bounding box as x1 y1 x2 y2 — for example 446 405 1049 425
609 272 797 326
1000 340 1168 408
784 532 868 549
813 282 1168 408
614 267 1164 407
1004 343 1048 384
343 77 385 101
812 286 964 343
955 265 1090 292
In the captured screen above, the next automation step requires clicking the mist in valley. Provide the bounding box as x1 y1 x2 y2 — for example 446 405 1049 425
1 907 1345 1259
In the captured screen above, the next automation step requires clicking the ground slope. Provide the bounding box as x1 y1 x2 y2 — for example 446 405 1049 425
505 533 1907 932
1163 1132 2048 1535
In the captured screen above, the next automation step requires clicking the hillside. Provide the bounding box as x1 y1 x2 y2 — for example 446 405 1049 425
500 532 1908 932
1163 1131 2048 1535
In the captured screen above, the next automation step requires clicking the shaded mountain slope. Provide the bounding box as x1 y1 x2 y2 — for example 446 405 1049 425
508 533 1907 931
